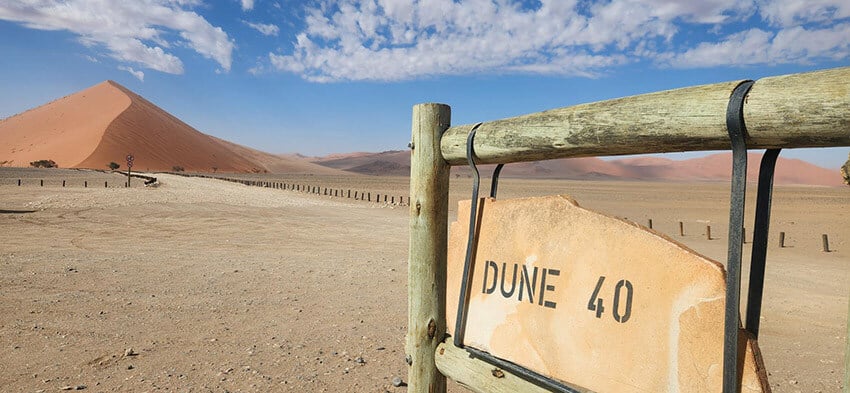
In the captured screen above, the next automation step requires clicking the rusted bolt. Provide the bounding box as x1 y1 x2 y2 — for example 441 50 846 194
491 369 505 378
427 319 436 339
408 141 415 149
438 347 445 355
405 354 412 366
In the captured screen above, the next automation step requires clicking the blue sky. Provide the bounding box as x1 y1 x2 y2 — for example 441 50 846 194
1 0 848 168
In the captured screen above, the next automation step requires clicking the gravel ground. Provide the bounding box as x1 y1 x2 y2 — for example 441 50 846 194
0 173 847 392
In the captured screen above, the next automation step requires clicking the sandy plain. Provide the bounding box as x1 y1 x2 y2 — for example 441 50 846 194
0 168 848 392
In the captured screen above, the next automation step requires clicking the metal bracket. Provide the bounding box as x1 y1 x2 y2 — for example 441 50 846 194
454 124 506 348
722 80 754 393
453 123 484 348
452 125 581 393
723 80 780 393
723 81 781 393
745 148 781 338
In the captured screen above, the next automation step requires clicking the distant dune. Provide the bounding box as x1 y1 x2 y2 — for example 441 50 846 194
1 81 843 185
0 81 342 174
314 150 410 174
313 150 846 187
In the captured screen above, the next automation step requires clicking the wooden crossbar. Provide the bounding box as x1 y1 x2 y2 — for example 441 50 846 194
440 67 850 166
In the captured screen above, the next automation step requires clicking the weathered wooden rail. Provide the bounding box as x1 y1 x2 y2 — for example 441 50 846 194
408 66 850 393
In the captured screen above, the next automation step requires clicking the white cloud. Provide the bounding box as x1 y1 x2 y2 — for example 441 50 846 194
268 0 850 82
245 21 280 36
757 0 850 27
241 0 254 11
118 65 145 81
665 24 850 68
0 0 235 74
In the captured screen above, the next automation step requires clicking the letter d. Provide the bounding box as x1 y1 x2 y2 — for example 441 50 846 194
482 260 498 294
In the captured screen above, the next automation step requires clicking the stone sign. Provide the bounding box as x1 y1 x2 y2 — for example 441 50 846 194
446 195 769 392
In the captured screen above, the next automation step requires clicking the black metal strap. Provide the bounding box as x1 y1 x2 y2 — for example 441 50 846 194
745 148 781 338
490 163 505 197
723 80 754 393
453 127 581 392
454 123 484 348
465 347 585 393
455 125 507 348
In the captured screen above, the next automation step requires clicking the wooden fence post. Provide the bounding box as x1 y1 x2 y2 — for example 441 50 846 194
648 219 652 229
706 225 712 240
679 221 684 236
823 234 831 252
408 103 451 393
779 232 786 248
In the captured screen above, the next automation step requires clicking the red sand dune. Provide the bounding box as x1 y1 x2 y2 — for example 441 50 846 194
0 81 341 174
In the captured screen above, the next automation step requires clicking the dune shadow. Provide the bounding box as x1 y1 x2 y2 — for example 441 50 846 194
0 209 37 214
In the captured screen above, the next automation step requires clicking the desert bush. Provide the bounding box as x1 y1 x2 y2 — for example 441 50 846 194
108 162 120 170
172 165 185 172
30 159 57 168
841 153 849 186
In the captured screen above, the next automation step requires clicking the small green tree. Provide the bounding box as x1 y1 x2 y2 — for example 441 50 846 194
108 162 120 170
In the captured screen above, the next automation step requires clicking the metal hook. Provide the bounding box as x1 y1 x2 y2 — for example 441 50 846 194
454 123 484 348
452 125 582 393
745 148 781 338
491 163 505 198
723 80 754 393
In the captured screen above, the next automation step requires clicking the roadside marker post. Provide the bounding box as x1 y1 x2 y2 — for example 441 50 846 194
126 154 134 187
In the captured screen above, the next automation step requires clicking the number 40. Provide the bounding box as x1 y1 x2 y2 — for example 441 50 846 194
587 276 633 323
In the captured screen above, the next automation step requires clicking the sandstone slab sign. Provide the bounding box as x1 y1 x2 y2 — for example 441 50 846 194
446 195 770 392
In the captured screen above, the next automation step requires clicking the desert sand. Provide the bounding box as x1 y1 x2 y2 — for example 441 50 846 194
0 169 847 392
